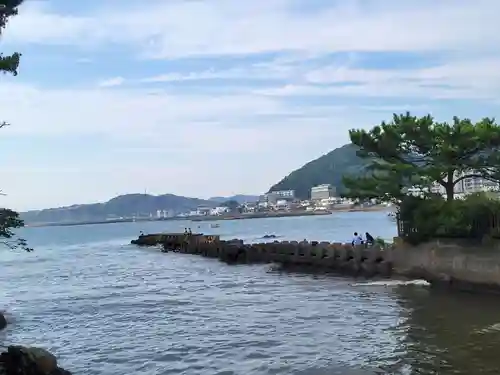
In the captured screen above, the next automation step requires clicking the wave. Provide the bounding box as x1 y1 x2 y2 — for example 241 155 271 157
476 323 500 334
352 279 430 287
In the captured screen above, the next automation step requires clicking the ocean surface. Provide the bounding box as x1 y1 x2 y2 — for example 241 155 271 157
1 212 500 374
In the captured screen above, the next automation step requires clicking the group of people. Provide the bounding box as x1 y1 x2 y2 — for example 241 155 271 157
351 231 375 246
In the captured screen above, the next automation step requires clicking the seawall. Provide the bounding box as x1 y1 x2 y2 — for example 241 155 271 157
132 233 500 294
391 237 500 294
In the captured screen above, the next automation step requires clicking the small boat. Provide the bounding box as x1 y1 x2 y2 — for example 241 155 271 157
210 224 220 228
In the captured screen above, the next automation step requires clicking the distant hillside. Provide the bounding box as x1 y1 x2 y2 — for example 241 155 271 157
209 195 259 204
21 193 217 224
268 144 369 199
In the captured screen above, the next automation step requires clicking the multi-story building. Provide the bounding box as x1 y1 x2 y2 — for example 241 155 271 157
310 184 336 201
462 174 499 193
261 190 295 203
420 170 500 197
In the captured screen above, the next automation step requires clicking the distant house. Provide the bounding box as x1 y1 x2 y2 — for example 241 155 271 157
196 206 212 216
275 199 289 210
242 202 257 213
210 206 231 216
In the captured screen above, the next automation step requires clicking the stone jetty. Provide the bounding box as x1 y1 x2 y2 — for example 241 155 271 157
131 233 393 277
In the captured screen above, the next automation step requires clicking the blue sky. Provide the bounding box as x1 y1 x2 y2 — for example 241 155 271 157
1 0 500 211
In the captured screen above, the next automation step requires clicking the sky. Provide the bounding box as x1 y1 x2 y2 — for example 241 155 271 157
1 0 500 211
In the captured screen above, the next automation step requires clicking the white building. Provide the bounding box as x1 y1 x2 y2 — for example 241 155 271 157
275 199 289 210
462 174 499 193
210 206 231 216
263 190 295 203
196 206 212 216
310 184 336 200
415 170 500 197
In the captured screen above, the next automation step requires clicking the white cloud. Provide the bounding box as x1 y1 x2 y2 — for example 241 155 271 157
250 57 500 100
0 80 374 210
5 0 500 57
1 0 500 210
98 76 125 87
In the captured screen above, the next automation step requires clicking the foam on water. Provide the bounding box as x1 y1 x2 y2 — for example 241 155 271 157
475 323 500 334
352 279 430 287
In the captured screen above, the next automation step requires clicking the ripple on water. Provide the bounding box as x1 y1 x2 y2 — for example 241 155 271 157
0 239 407 375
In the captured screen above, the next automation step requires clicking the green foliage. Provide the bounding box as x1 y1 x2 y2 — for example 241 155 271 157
0 0 30 251
374 237 387 247
0 209 32 251
269 144 369 199
342 112 500 245
0 1 23 76
398 193 500 245
343 112 500 202
220 200 240 212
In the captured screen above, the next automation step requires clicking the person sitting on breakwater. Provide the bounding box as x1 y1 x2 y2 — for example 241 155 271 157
351 232 364 246
365 232 375 246
184 228 188 235
188 228 192 235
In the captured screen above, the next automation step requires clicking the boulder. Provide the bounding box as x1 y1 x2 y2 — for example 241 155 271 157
0 346 71 375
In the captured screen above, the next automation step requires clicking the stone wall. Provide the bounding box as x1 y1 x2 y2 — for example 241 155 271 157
391 237 500 293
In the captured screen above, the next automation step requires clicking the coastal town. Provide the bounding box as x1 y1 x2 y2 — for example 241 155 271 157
150 172 500 221
148 184 385 221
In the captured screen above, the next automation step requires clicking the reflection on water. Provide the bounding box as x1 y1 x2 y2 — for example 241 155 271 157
395 288 500 375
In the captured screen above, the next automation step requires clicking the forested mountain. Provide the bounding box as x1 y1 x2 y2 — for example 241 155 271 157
21 194 217 224
268 144 369 199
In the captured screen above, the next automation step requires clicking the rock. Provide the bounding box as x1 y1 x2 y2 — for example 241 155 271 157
0 346 72 375
0 313 6 331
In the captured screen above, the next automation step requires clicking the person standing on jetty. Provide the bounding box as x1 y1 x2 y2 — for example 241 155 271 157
351 232 363 246
365 232 375 246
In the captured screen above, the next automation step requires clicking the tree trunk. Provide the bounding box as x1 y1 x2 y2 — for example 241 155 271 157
445 170 455 201
445 184 454 201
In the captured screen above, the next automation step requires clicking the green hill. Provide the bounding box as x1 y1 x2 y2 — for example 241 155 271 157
268 144 369 199
21 193 217 224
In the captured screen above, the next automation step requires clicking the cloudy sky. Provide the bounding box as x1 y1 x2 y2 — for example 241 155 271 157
1 0 499 211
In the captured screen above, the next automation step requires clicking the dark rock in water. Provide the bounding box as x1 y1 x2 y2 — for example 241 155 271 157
0 313 6 331
0 346 72 375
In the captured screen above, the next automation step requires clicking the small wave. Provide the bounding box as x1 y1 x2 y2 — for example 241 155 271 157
352 279 430 287
476 323 500 334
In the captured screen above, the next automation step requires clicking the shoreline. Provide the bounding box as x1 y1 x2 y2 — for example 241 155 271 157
189 210 332 221
25 205 391 228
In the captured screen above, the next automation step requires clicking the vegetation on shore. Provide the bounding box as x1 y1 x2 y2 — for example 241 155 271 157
343 113 500 244
0 0 31 252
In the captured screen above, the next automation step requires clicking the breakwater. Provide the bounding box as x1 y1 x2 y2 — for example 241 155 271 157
131 233 393 277
131 233 500 294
